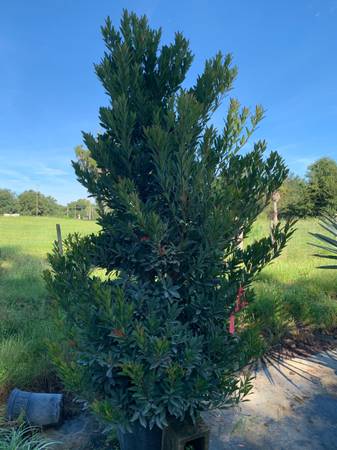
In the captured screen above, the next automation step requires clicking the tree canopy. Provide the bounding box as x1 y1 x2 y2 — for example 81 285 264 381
17 190 64 216
46 10 293 432
0 189 18 214
277 175 311 218
307 157 337 215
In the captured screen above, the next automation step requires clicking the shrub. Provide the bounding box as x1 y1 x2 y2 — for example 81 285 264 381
241 279 337 361
277 175 311 219
238 326 268 363
45 10 293 433
241 283 293 354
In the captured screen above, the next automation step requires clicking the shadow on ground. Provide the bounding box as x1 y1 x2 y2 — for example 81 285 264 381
205 349 337 450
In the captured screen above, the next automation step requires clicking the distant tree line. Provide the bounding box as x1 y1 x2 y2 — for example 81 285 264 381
72 147 337 220
0 189 97 219
274 157 337 218
1 156 335 220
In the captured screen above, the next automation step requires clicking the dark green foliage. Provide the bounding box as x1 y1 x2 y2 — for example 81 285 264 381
265 158 337 219
310 212 337 269
45 10 293 432
0 189 18 214
238 283 293 362
307 158 337 215
278 175 311 218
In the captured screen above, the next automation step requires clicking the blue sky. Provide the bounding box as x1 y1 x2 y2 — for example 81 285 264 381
1 0 336 205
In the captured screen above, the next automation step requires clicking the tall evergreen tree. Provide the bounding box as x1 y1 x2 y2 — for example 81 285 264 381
46 11 293 434
307 157 337 215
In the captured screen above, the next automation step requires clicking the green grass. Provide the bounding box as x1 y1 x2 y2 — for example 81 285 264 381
241 218 337 358
0 215 336 399
0 216 98 399
0 216 99 258
249 218 335 290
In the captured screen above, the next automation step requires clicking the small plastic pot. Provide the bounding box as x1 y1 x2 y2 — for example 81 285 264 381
7 388 63 427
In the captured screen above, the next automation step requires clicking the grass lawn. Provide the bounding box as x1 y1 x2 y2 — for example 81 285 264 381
0 216 98 400
0 215 336 399
250 218 335 290
0 216 99 258
242 218 337 359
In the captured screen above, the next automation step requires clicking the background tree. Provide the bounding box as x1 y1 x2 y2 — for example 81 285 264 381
18 190 64 216
67 198 96 220
0 189 18 214
46 10 293 436
74 145 98 175
278 174 311 218
43 195 65 216
307 157 337 215
18 190 41 216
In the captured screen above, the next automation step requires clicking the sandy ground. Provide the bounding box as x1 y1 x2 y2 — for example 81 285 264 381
205 349 337 449
42 348 337 449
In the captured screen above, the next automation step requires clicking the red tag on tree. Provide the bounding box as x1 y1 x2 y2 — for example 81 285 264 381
229 285 247 334
229 313 235 334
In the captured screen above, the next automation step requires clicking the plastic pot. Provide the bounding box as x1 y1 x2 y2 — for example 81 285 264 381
7 388 63 427
118 422 162 450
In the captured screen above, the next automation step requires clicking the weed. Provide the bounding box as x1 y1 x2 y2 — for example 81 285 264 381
0 424 59 449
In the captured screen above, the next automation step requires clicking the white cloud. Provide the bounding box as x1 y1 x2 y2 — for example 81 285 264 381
34 165 68 177
0 156 86 204
292 157 317 166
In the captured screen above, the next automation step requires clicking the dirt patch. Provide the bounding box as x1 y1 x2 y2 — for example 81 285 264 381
205 347 337 449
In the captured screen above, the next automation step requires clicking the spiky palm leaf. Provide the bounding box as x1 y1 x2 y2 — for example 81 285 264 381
309 212 337 269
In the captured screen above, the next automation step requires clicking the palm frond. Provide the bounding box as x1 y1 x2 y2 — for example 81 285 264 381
310 212 337 269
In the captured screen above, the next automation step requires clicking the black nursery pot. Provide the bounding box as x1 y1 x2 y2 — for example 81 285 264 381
118 422 162 450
